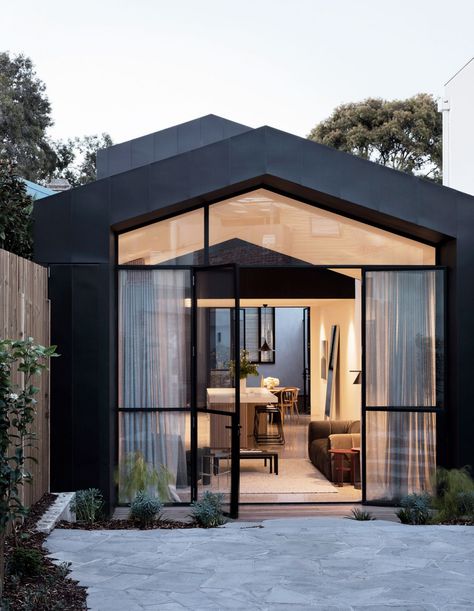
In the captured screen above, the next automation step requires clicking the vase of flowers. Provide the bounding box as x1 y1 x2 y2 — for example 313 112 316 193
229 349 259 392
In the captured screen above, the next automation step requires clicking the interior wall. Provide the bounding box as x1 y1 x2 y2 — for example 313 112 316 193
247 308 304 392
310 285 361 422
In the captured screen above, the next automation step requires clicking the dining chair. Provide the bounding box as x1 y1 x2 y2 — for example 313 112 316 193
280 387 300 421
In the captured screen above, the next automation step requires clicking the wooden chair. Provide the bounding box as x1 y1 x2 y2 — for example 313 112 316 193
280 387 300 421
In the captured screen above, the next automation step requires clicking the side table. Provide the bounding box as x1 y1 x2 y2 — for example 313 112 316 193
328 448 357 487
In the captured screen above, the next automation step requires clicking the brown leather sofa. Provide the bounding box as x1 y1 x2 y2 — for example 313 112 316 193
308 420 360 482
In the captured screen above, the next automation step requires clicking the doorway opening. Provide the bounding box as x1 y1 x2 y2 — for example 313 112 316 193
234 267 362 504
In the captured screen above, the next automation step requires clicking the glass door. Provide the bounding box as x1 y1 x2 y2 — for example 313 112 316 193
362 268 445 504
193 265 240 517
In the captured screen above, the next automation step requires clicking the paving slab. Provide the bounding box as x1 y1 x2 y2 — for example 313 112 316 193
46 518 474 610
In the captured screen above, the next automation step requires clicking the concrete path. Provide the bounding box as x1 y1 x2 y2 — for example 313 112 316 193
47 518 474 610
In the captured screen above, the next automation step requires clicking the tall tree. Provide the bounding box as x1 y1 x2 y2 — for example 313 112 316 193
0 52 56 181
308 94 442 181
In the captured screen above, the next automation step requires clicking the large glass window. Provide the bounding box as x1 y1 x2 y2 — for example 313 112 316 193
364 269 444 503
365 270 444 409
118 188 435 267
365 411 436 503
118 208 204 265
118 269 191 503
209 189 435 266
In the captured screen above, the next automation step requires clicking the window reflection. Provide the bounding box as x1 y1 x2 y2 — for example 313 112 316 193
117 188 435 266
118 208 204 265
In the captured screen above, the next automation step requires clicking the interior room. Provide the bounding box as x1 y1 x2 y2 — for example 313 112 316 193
188 266 363 505
116 187 438 509
236 273 362 503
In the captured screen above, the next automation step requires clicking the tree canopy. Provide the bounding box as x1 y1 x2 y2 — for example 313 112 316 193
308 94 442 181
52 133 113 187
0 51 112 185
0 52 56 181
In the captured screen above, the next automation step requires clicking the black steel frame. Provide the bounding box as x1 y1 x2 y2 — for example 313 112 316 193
116 263 241 517
116 262 447 513
302 307 311 413
360 266 447 505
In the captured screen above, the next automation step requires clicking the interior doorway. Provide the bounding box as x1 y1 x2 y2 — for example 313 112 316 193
235 267 363 504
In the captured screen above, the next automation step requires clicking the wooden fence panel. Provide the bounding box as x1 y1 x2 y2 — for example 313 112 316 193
0 248 50 509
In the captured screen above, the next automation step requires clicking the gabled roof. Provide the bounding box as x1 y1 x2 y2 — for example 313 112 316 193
34 116 474 266
96 114 251 179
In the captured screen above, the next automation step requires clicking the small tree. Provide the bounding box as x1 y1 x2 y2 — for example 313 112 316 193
0 159 34 259
0 338 58 597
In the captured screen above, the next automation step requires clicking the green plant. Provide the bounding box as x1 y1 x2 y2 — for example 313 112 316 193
456 491 474 516
117 451 173 503
349 508 375 521
8 547 42 577
396 492 432 525
431 467 474 523
0 338 58 597
129 491 163 528
71 488 105 524
228 349 259 380
190 491 226 528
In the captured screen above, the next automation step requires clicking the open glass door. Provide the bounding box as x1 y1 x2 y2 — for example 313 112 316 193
193 265 240 517
362 268 445 504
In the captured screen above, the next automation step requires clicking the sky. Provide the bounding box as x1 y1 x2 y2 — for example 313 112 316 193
3 0 474 145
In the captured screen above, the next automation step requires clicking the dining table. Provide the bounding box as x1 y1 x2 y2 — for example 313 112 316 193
206 387 279 448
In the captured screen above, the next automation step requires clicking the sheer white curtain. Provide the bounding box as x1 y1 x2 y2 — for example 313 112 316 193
365 270 440 502
118 269 190 502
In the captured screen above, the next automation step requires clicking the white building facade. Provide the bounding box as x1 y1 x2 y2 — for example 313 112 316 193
441 57 474 195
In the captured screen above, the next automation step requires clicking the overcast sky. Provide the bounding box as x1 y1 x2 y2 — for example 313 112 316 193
4 0 474 144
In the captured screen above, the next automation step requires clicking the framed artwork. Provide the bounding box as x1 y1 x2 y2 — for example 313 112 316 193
320 340 328 379
324 325 340 418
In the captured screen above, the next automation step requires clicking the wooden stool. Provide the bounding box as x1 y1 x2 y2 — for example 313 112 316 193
253 405 285 445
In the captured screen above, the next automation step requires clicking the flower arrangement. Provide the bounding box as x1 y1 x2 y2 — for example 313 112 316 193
228 349 259 380
264 376 280 390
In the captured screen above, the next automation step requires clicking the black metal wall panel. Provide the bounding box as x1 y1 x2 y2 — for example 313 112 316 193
97 115 251 179
48 266 74 491
48 264 112 500
33 116 474 502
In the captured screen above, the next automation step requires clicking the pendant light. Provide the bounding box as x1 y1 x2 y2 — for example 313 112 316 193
259 304 274 352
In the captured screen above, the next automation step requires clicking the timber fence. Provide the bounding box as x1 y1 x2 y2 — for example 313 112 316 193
0 248 50 508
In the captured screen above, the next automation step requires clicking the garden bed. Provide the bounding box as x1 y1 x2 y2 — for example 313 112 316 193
2 493 88 611
56 518 199 530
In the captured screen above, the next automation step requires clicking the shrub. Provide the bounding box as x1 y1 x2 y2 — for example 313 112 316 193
71 488 105 524
129 491 162 528
350 508 375 521
117 452 173 503
190 491 226 528
456 491 474 516
396 492 432 525
8 547 43 577
432 467 474 523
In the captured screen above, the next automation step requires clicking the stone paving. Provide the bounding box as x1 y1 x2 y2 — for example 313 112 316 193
46 518 474 610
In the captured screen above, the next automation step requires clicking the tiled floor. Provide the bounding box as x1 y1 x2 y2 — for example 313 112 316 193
48 518 474 610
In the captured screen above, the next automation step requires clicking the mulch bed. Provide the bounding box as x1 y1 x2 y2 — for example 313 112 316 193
56 518 199 530
2 493 88 611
